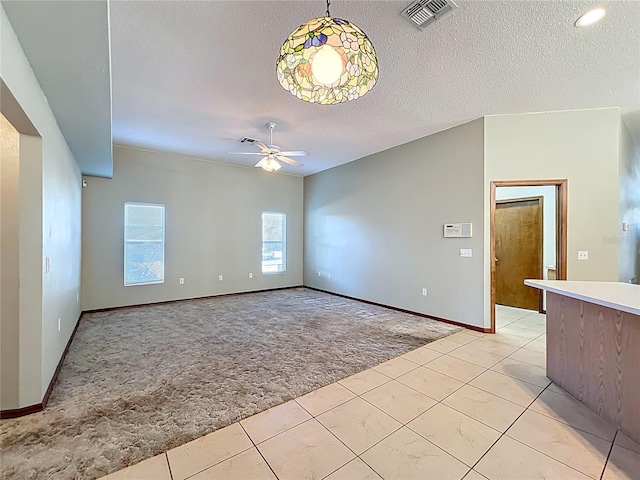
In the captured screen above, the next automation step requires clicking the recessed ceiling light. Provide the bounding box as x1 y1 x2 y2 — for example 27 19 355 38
575 7 606 28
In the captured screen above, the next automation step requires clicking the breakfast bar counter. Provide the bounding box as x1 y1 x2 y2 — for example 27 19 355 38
525 280 640 443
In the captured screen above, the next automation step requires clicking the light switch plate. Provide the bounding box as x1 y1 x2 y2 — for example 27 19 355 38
578 250 589 260
460 248 473 257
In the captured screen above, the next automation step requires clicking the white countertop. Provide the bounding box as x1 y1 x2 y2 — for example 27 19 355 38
524 280 640 316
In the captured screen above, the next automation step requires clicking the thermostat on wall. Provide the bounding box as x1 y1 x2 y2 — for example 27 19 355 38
444 223 472 238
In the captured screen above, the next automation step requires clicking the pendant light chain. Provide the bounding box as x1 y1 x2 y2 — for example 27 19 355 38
326 0 331 17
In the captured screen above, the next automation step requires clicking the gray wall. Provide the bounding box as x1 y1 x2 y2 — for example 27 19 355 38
484 108 621 327
1 4 82 409
304 119 485 328
82 146 304 310
619 121 640 284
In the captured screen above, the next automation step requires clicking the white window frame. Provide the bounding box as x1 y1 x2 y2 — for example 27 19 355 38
124 202 165 286
262 212 286 275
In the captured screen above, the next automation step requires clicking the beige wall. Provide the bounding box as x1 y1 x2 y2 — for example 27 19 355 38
304 119 485 328
1 5 82 408
1 114 20 409
1 113 44 411
619 121 640 283
19 133 44 402
82 146 304 310
484 108 621 327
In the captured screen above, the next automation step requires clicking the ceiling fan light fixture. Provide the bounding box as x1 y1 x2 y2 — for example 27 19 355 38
276 0 378 105
257 156 282 172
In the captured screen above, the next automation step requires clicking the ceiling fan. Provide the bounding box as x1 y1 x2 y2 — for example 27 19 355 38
228 122 308 172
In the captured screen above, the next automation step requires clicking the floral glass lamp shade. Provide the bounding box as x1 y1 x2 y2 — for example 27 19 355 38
276 3 378 105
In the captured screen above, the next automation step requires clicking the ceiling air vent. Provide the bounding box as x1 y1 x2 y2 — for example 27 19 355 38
239 137 259 144
401 0 457 29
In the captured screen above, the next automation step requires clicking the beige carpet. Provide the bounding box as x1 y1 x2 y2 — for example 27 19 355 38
0 288 460 480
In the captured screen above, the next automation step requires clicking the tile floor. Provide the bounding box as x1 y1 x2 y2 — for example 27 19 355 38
102 306 640 480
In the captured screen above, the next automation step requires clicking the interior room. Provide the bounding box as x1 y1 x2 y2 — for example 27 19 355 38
1 1 639 480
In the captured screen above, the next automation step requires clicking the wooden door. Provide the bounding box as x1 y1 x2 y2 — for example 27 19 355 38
495 197 543 310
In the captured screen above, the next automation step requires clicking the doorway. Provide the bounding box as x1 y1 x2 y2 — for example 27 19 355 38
490 180 567 333
495 196 543 311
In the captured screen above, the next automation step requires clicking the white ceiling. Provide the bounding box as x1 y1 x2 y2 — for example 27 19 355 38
6 1 640 177
2 0 112 177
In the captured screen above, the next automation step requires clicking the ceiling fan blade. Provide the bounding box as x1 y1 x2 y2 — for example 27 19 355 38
228 151 266 156
277 155 303 167
277 150 309 157
254 141 270 153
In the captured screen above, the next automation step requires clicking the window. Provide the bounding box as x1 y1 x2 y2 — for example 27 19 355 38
124 203 165 286
262 212 286 274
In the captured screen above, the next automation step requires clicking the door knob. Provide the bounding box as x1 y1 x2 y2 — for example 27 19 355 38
495 257 499 262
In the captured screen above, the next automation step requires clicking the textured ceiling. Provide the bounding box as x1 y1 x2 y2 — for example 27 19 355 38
3 0 112 177
9 1 639 177
110 0 640 176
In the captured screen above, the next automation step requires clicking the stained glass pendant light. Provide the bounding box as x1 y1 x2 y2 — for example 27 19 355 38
276 0 378 105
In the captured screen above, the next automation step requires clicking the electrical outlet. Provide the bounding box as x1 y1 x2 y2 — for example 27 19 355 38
318 272 321 277
327 273 331 279
179 277 184 285
422 288 428 296
219 275 223 281
249 273 253 279
578 250 589 260
76 292 79 302
57 318 61 332
460 249 473 257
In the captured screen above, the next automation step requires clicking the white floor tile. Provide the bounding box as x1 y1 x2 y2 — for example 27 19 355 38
338 368 390 395
324 458 382 480
401 345 443 365
361 427 469 480
188 448 276 480
101 454 171 480
396 365 464 401
506 410 611 479
490 357 550 388
469 370 543 407
372 356 419 378
448 344 507 368
167 423 253 480
424 354 486 383
317 397 401 454
529 389 617 441
443 385 526 433
361 380 437 424
408 403 501 466
257 419 354 480
240 400 312 444
602 444 640 480
296 382 356 417
476 435 592 480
